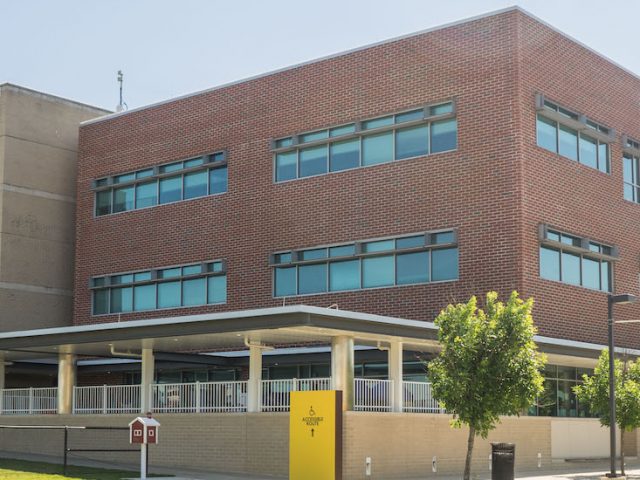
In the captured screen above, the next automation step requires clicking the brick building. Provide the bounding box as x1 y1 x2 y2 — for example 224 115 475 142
1 6 640 476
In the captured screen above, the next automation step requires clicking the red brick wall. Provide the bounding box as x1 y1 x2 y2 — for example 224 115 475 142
515 13 640 347
76 10 640 349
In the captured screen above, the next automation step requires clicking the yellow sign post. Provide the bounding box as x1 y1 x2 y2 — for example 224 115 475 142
290 390 342 480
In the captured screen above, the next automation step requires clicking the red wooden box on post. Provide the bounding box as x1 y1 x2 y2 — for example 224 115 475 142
129 416 160 444
129 414 160 479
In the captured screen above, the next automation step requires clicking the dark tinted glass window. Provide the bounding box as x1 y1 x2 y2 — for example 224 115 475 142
397 251 429 284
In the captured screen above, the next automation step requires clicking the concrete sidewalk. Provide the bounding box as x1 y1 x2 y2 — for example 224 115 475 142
2 449 640 479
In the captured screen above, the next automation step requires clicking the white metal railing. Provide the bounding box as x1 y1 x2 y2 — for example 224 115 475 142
73 385 140 414
153 381 247 413
261 377 332 412
1 387 58 415
354 378 392 412
403 381 445 413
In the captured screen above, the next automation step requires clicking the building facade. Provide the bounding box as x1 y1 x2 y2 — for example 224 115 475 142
0 84 108 332
1 7 640 477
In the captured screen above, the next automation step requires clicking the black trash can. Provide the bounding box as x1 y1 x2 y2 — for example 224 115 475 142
491 442 515 480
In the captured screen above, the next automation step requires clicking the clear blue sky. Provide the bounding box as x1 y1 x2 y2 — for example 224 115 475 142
2 0 638 111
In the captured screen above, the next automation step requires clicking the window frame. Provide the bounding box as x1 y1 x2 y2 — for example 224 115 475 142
92 151 228 217
622 135 640 204
535 94 614 174
538 224 617 292
272 101 457 183
270 229 459 297
90 260 227 316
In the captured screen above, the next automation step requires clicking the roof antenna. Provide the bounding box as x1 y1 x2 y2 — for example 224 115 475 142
116 70 128 112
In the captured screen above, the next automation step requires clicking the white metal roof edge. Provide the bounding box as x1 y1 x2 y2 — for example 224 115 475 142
534 334 640 357
79 6 522 127
0 305 435 341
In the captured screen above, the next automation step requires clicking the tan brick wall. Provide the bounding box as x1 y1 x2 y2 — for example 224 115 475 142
0 412 558 479
342 412 550 479
0 413 289 477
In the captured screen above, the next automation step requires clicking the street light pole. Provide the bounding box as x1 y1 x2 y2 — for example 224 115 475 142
607 296 616 478
607 293 638 478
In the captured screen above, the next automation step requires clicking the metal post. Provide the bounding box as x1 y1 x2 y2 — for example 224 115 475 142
102 385 108 415
331 336 354 411
195 381 201 413
247 345 262 413
608 296 617 478
63 426 68 476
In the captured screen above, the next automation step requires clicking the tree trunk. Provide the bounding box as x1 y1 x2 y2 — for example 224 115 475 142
464 426 475 480
621 430 625 476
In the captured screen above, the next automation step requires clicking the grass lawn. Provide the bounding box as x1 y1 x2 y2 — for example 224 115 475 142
0 458 158 479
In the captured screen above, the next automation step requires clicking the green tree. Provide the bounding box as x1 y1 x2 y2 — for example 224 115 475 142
428 291 545 480
574 350 640 475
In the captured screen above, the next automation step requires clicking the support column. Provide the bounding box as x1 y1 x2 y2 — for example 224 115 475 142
0 353 5 391
0 353 5 414
247 345 262 413
389 341 403 412
57 353 76 414
331 336 354 411
141 348 154 414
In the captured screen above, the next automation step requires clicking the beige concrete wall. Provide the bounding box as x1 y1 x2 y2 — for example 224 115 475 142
551 418 619 459
0 84 107 330
0 288 72 331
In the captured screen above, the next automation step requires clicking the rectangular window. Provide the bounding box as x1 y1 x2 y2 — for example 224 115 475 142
362 132 393 166
395 125 429 160
329 260 360 291
299 145 328 177
91 260 226 315
539 226 614 292
330 139 360 172
272 230 458 296
95 190 112 216
528 364 595 418
159 176 182 204
623 154 640 203
535 98 611 173
273 101 456 182
183 171 208 200
135 181 157 209
113 186 134 213
94 151 227 216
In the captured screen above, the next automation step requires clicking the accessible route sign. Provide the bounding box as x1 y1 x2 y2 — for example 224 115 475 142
289 390 343 480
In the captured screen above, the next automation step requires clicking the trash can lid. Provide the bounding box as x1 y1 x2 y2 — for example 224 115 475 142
491 442 515 450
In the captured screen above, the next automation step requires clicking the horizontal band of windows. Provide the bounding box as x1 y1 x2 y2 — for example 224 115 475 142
91 261 225 288
270 230 457 266
93 151 226 189
95 166 227 216
536 115 610 173
539 246 612 292
272 101 455 151
92 261 226 315
274 247 458 297
535 94 614 142
275 119 457 182
92 275 227 315
624 153 640 204
538 224 618 260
